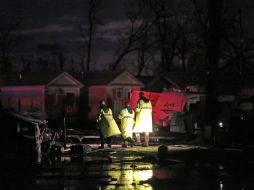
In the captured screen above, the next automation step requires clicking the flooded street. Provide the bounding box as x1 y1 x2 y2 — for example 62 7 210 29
2 145 254 190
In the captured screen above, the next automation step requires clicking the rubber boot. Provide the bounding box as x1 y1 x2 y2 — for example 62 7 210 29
127 137 135 147
98 131 105 149
144 133 149 147
98 141 104 149
107 136 114 148
135 133 142 146
122 140 128 148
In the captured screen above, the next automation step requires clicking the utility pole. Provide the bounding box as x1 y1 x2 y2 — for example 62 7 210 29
204 0 223 141
239 7 243 76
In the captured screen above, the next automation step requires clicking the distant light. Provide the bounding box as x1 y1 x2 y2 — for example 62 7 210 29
219 180 223 190
219 164 224 170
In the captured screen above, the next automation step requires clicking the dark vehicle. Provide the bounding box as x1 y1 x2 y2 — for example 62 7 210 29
1 110 47 153
0 109 63 164
229 97 254 146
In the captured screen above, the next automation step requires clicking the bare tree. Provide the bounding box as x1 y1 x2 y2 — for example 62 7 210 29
188 0 209 74
191 0 209 45
79 0 102 72
136 30 148 76
149 0 183 72
135 0 157 76
191 0 254 76
173 14 198 73
38 42 66 71
176 25 188 72
20 55 35 72
112 0 197 74
0 16 22 72
111 0 154 71
219 0 254 75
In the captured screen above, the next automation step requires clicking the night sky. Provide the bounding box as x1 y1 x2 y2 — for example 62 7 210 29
1 0 254 74
0 0 134 71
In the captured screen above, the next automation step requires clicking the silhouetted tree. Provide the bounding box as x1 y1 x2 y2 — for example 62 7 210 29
136 30 148 76
219 0 254 75
110 0 155 73
79 0 102 72
38 42 66 71
20 55 34 72
191 0 254 76
149 0 182 72
0 16 22 72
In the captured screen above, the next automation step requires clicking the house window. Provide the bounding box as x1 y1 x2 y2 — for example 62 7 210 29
117 90 122 98
65 93 75 105
128 91 131 99
54 93 59 105
113 88 123 100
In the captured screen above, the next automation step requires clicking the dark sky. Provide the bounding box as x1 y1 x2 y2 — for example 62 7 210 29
1 0 254 74
0 0 135 71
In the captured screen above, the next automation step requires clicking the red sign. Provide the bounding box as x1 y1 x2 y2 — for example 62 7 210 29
130 90 187 125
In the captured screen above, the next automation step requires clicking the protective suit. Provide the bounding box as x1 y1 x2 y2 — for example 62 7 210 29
118 106 135 139
133 99 153 133
97 108 121 138
132 92 153 147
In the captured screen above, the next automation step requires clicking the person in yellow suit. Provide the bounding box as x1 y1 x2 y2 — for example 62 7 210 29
133 92 153 147
96 100 121 148
118 102 135 147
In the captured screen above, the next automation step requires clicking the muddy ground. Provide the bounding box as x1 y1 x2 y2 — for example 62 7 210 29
2 143 254 190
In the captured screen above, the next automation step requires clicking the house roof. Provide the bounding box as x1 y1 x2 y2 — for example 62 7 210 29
75 70 144 86
164 73 202 88
144 72 254 94
0 71 83 87
216 74 254 94
145 72 202 90
136 75 154 86
80 71 122 85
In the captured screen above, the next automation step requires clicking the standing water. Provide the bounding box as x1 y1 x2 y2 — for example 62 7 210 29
1 145 254 190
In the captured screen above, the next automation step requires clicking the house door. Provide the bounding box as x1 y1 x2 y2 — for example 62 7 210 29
112 88 132 117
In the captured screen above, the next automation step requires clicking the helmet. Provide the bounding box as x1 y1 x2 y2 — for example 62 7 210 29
125 102 130 107
139 92 145 97
100 100 106 107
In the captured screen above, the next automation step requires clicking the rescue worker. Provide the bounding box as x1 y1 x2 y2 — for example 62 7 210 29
118 102 135 147
133 92 153 147
96 100 121 148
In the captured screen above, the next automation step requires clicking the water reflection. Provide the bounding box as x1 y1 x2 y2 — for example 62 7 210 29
31 155 154 190
3 147 254 190
101 163 153 190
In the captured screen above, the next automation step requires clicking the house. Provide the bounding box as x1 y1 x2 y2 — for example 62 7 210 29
0 71 83 122
233 75 254 97
141 72 205 93
139 72 206 133
77 71 144 121
140 72 206 109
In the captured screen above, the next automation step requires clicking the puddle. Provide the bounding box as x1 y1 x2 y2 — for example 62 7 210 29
2 147 254 189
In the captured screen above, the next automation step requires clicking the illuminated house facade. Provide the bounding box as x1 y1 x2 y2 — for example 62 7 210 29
77 71 144 120
0 72 83 120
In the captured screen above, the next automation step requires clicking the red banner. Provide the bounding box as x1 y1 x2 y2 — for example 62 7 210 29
130 90 187 126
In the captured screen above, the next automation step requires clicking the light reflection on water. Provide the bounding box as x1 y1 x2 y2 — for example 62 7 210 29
27 154 157 190
102 163 153 190
3 150 254 190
